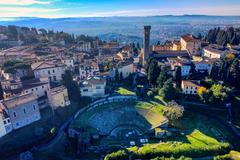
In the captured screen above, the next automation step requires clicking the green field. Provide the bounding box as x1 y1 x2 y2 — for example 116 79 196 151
115 87 136 96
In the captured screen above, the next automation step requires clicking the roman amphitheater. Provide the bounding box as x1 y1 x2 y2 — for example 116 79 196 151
70 96 168 143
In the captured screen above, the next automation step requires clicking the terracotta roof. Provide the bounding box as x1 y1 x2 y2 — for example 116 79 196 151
173 41 180 45
22 78 49 90
203 47 225 55
153 50 190 59
181 35 199 43
82 76 106 87
49 85 67 95
3 93 37 109
182 80 200 88
31 61 65 70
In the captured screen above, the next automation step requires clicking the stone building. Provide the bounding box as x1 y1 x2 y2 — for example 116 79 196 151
47 85 70 109
3 93 41 129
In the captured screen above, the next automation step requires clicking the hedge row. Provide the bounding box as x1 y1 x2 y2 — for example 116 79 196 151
104 142 230 160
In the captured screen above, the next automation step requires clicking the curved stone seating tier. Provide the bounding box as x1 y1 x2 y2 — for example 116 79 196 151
71 96 167 138
88 106 151 135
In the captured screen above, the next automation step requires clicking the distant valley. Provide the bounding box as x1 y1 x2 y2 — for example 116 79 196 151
1 15 240 44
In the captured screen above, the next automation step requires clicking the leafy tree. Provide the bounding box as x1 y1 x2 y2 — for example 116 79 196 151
163 101 184 124
62 70 80 102
197 33 203 40
119 72 123 82
159 79 177 101
225 53 235 60
210 84 231 102
197 87 210 103
174 66 182 88
147 90 154 98
7 25 18 40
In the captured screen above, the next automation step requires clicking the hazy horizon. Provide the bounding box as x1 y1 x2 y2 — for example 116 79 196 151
0 0 240 18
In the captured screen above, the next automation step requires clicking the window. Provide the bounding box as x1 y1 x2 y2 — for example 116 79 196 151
13 112 16 117
42 86 44 89
32 89 34 91
52 69 55 73
7 119 10 123
33 105 36 110
48 70 51 74
35 88 38 91
3 120 7 125
24 109 26 114
83 89 88 92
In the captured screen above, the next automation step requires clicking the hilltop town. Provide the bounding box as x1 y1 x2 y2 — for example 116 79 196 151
0 25 240 160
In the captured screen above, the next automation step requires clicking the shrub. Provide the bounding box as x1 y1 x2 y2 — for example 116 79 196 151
147 91 154 98
104 150 128 160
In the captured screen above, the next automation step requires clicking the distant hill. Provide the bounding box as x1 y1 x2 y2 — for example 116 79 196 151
98 33 142 45
0 15 240 43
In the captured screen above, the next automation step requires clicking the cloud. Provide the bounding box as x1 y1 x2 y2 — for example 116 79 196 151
68 6 240 17
0 0 50 5
0 7 60 17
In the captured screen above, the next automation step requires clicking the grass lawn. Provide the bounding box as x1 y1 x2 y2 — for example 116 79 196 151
154 95 167 105
235 96 240 102
214 150 240 160
115 87 136 96
105 130 230 160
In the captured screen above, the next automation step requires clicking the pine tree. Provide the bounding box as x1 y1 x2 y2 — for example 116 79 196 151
119 72 123 82
189 63 196 78
62 70 80 102
229 59 240 87
147 59 160 86
0 84 3 100
115 68 120 82
157 66 168 88
174 66 182 88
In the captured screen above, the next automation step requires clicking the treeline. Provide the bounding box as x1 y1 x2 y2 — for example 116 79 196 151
0 25 98 45
206 27 240 46
209 55 240 88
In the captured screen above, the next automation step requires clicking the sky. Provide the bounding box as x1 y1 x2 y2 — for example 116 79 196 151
0 0 240 18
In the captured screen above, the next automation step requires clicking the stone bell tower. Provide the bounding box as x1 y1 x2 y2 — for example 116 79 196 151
143 26 151 64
